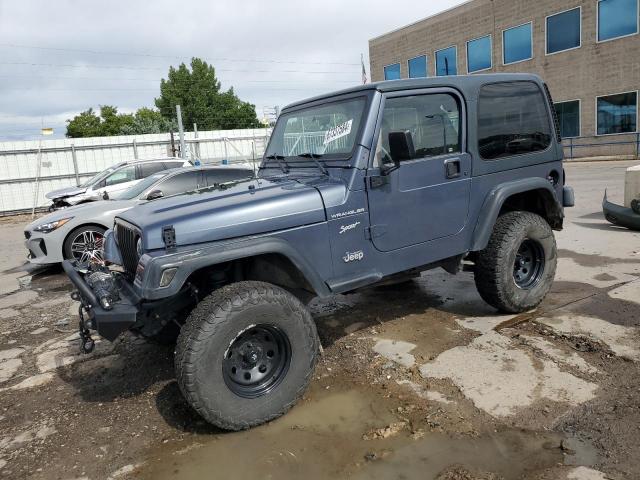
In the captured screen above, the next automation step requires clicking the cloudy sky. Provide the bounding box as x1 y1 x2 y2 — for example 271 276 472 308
0 0 466 141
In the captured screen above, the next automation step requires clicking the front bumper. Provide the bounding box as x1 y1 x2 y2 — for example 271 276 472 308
62 260 139 341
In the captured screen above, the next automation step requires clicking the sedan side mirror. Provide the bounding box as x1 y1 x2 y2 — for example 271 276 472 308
146 189 164 201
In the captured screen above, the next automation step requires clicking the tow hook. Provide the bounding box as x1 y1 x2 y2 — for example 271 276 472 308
78 304 95 354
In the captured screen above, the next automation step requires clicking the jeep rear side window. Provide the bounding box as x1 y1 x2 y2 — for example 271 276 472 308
477 82 552 160
376 93 461 166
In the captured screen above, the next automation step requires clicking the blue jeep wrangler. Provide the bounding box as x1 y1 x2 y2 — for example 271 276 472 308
64 74 574 430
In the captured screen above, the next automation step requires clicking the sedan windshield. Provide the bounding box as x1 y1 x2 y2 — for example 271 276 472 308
110 171 170 200
264 97 367 165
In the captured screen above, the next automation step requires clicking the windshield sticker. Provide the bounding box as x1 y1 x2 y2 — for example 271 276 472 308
323 119 353 145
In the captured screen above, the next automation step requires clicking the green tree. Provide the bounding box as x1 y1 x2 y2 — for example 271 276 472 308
65 108 102 138
119 108 177 135
155 57 261 130
66 106 174 138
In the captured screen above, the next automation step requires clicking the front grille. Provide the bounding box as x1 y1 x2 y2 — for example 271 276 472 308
115 221 140 277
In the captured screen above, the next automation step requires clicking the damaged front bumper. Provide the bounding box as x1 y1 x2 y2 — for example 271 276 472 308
602 191 640 231
62 260 139 343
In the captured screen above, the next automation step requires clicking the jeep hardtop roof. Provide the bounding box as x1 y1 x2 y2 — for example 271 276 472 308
283 73 544 111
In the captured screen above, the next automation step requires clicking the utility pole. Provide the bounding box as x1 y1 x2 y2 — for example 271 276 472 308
176 104 187 159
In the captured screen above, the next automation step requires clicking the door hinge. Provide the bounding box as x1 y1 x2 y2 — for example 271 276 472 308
367 175 389 189
365 225 387 239
162 225 176 250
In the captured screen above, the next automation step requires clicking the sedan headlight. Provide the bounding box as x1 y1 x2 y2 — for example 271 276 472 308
33 217 73 234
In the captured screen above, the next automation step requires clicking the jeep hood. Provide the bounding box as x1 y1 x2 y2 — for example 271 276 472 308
117 177 328 250
45 185 88 200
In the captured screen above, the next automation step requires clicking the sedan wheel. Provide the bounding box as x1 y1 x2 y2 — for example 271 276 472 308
64 226 106 266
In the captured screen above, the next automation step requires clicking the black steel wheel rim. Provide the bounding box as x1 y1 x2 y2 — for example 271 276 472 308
513 238 545 289
222 324 291 399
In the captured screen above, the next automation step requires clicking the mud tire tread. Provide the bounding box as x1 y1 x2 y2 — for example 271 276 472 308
474 211 557 313
175 281 319 431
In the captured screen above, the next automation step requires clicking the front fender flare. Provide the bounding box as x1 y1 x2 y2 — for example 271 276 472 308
470 178 562 252
136 236 331 301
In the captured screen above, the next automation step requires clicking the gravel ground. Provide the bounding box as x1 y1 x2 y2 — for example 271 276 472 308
0 160 638 480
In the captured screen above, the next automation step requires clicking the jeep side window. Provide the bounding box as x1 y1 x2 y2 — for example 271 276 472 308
477 81 552 160
376 93 461 166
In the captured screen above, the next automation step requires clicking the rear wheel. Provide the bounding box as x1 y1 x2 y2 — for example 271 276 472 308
63 225 106 266
474 211 557 313
175 281 319 430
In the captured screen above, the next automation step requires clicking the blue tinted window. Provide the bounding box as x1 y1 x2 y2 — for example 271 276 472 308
503 23 533 64
597 92 637 135
384 63 401 80
408 55 427 78
435 47 457 76
547 8 581 54
554 100 580 138
467 35 492 73
598 0 638 41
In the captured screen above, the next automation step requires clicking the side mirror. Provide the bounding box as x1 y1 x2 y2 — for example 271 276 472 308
146 189 164 201
388 131 415 163
102 191 109 200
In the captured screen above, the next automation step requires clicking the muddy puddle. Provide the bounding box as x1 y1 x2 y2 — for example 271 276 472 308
139 385 596 480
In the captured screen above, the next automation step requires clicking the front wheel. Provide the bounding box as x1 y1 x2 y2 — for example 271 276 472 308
63 225 106 266
474 211 557 313
175 281 319 430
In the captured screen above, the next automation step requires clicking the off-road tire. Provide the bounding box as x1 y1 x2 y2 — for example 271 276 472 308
474 211 557 313
175 281 319 431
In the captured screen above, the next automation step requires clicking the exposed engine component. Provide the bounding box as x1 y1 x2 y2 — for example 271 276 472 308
86 270 119 310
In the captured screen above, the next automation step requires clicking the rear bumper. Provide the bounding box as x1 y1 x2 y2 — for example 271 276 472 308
62 260 139 341
563 186 575 207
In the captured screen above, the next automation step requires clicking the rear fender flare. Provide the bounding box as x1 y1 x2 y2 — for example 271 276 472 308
470 178 561 252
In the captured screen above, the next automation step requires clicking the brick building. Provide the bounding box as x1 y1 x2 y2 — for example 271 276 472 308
369 0 640 157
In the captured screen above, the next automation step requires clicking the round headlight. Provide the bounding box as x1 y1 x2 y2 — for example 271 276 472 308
136 238 143 257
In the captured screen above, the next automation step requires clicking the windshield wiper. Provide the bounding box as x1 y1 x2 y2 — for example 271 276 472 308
297 153 328 176
264 154 289 174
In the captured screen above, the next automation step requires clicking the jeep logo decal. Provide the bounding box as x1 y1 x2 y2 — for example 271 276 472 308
343 250 364 263
339 221 360 235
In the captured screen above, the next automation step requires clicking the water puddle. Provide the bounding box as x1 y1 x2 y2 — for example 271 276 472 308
140 385 596 480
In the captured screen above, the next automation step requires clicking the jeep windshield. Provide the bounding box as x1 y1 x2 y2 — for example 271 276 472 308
263 96 367 171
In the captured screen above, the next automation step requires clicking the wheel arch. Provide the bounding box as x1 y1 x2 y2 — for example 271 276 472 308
470 178 563 252
140 237 331 302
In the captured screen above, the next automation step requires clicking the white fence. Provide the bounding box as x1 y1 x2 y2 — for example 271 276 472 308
0 128 272 214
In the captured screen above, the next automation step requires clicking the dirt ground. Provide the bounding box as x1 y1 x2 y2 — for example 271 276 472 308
0 160 639 480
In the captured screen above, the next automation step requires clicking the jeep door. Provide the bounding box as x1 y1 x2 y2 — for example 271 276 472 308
366 89 471 252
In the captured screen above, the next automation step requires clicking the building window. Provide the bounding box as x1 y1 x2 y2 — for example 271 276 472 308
408 55 427 78
503 22 533 65
477 82 552 160
597 92 638 135
546 7 581 54
467 35 492 73
597 0 639 42
554 100 580 138
384 63 401 80
435 46 457 76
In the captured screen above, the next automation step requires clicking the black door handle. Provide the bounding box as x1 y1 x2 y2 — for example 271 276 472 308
444 159 461 179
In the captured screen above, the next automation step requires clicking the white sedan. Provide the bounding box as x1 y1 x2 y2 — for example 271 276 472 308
25 166 253 265
45 157 190 210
